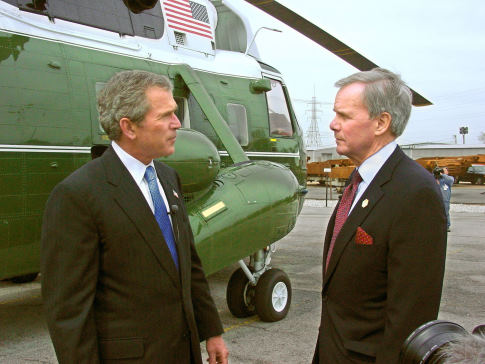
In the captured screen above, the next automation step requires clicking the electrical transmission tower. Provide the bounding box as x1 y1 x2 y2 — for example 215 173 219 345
305 93 324 149
294 88 332 150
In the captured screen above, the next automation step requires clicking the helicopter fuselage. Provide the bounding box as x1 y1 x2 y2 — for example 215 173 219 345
0 0 306 279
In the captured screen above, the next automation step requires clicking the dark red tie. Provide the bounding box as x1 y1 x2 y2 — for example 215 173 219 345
325 170 362 272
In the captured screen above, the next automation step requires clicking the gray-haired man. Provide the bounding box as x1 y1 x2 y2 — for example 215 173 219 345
313 68 447 364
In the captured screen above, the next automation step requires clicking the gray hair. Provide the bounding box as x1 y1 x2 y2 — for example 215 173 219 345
97 70 173 140
438 333 485 364
335 68 412 137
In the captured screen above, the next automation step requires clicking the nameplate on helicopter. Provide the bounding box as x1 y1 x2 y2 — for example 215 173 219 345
201 201 227 220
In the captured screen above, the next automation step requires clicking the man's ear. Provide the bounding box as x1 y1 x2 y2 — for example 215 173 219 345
375 112 392 136
119 117 137 140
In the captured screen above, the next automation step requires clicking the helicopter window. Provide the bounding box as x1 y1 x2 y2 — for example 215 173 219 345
187 94 219 145
226 103 249 146
174 97 189 128
129 4 164 39
14 0 164 39
266 79 293 137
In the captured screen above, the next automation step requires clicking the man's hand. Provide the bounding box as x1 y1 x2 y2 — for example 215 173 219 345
206 335 228 364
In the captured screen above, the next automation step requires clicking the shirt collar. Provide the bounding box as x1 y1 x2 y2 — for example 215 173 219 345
357 141 397 185
112 141 154 185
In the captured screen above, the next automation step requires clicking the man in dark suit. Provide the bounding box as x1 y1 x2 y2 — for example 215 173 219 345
41 70 228 363
313 68 447 364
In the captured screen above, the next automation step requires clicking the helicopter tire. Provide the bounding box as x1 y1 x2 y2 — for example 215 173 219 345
254 268 291 322
226 268 256 318
10 272 38 284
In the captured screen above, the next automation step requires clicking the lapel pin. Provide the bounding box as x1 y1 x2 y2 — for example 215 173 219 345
173 190 179 199
362 199 369 208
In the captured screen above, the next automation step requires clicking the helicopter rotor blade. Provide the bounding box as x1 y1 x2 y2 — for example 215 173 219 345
244 0 431 106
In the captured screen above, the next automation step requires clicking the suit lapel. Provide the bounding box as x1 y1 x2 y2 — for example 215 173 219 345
101 147 181 289
323 207 338 260
323 147 404 287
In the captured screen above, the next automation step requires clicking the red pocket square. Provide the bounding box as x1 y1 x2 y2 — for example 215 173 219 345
356 227 373 245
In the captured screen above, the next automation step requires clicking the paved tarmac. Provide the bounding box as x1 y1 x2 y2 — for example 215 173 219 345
0 185 484 363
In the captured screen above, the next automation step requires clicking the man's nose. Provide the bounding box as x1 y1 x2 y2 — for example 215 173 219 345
329 117 338 131
173 115 182 129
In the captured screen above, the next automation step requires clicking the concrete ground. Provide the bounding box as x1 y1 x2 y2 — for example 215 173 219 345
1 185 484 363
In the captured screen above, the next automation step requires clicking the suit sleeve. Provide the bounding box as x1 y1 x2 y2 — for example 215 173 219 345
377 183 447 364
40 182 100 363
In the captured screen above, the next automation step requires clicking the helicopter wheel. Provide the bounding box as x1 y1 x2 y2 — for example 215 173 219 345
226 268 256 318
255 268 291 322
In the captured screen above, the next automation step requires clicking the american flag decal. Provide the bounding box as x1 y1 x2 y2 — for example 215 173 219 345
163 0 213 39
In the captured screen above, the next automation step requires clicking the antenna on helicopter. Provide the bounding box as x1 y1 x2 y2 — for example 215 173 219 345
244 26 281 56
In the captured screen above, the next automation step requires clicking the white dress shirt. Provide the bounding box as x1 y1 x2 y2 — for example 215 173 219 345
111 141 172 218
349 141 397 214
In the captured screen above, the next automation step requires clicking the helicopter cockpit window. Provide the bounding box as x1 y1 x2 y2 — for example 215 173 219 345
226 103 249 146
266 79 293 137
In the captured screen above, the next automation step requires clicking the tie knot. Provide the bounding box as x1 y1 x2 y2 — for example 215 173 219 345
144 166 156 182
352 170 362 186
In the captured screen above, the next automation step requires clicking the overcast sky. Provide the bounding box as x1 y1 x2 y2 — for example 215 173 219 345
228 0 485 147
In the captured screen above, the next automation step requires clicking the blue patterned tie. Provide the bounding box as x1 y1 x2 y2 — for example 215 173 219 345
144 166 179 270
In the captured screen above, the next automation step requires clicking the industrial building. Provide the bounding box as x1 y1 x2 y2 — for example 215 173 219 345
307 143 485 163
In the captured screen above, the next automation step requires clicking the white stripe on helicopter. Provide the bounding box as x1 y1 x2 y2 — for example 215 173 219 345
0 145 300 158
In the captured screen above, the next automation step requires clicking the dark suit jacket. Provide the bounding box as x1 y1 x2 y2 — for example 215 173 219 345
41 146 223 363
313 146 447 364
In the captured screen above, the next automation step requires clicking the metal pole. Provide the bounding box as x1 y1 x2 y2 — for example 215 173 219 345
238 260 256 285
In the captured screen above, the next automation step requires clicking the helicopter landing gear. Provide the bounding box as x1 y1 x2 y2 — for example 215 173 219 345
255 268 291 322
226 245 292 322
226 267 256 317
